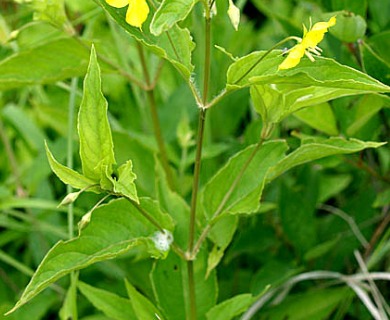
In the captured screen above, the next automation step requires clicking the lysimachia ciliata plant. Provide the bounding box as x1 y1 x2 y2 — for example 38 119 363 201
4 0 390 319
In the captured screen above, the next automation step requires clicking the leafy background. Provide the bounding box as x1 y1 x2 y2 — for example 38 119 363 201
0 0 389 319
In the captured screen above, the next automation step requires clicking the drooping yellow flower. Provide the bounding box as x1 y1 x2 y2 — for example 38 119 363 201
106 0 149 29
278 16 336 70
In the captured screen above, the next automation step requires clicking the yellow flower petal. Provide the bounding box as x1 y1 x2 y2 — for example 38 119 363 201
301 16 336 49
278 16 336 70
126 0 150 28
278 44 305 70
105 0 129 8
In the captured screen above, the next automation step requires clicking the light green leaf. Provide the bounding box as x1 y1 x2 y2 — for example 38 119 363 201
59 274 78 320
6 198 172 314
78 282 136 320
94 0 195 80
206 215 238 277
294 102 338 136
125 279 165 320
113 161 139 203
32 0 74 34
267 137 386 181
151 0 198 35
45 141 99 192
373 188 390 208
150 250 217 320
0 38 89 90
346 94 384 135
202 141 288 220
227 50 390 91
206 294 254 320
251 83 366 125
78 45 116 181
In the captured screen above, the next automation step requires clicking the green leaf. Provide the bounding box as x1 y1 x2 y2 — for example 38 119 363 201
346 94 384 135
6 198 173 314
59 274 78 320
206 215 238 277
125 279 165 320
293 102 338 136
155 158 190 248
267 137 386 181
227 50 390 92
373 188 390 208
113 161 139 203
78 45 116 182
249 80 386 125
202 141 288 220
32 0 74 34
94 0 195 80
45 141 99 192
0 37 89 91
150 250 217 320
78 282 136 320
206 294 254 320
151 0 198 35
361 40 390 86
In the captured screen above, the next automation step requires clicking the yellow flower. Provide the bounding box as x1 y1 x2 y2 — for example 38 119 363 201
105 0 150 29
278 16 336 70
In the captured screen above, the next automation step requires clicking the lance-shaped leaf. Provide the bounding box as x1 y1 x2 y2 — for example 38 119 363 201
0 38 89 91
206 294 255 320
250 83 377 125
201 140 288 220
6 198 174 314
125 279 165 320
45 141 100 192
78 45 116 181
94 0 195 80
151 0 198 36
267 137 386 181
78 281 137 320
227 50 390 92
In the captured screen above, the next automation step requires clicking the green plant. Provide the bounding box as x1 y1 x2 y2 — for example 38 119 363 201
1 0 390 319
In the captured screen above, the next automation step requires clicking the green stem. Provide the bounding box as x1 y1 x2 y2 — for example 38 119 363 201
187 260 196 320
202 16 212 105
186 4 212 320
67 77 79 320
188 108 207 252
136 43 176 191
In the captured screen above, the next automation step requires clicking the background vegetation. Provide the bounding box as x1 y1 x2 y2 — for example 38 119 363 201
0 0 389 319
